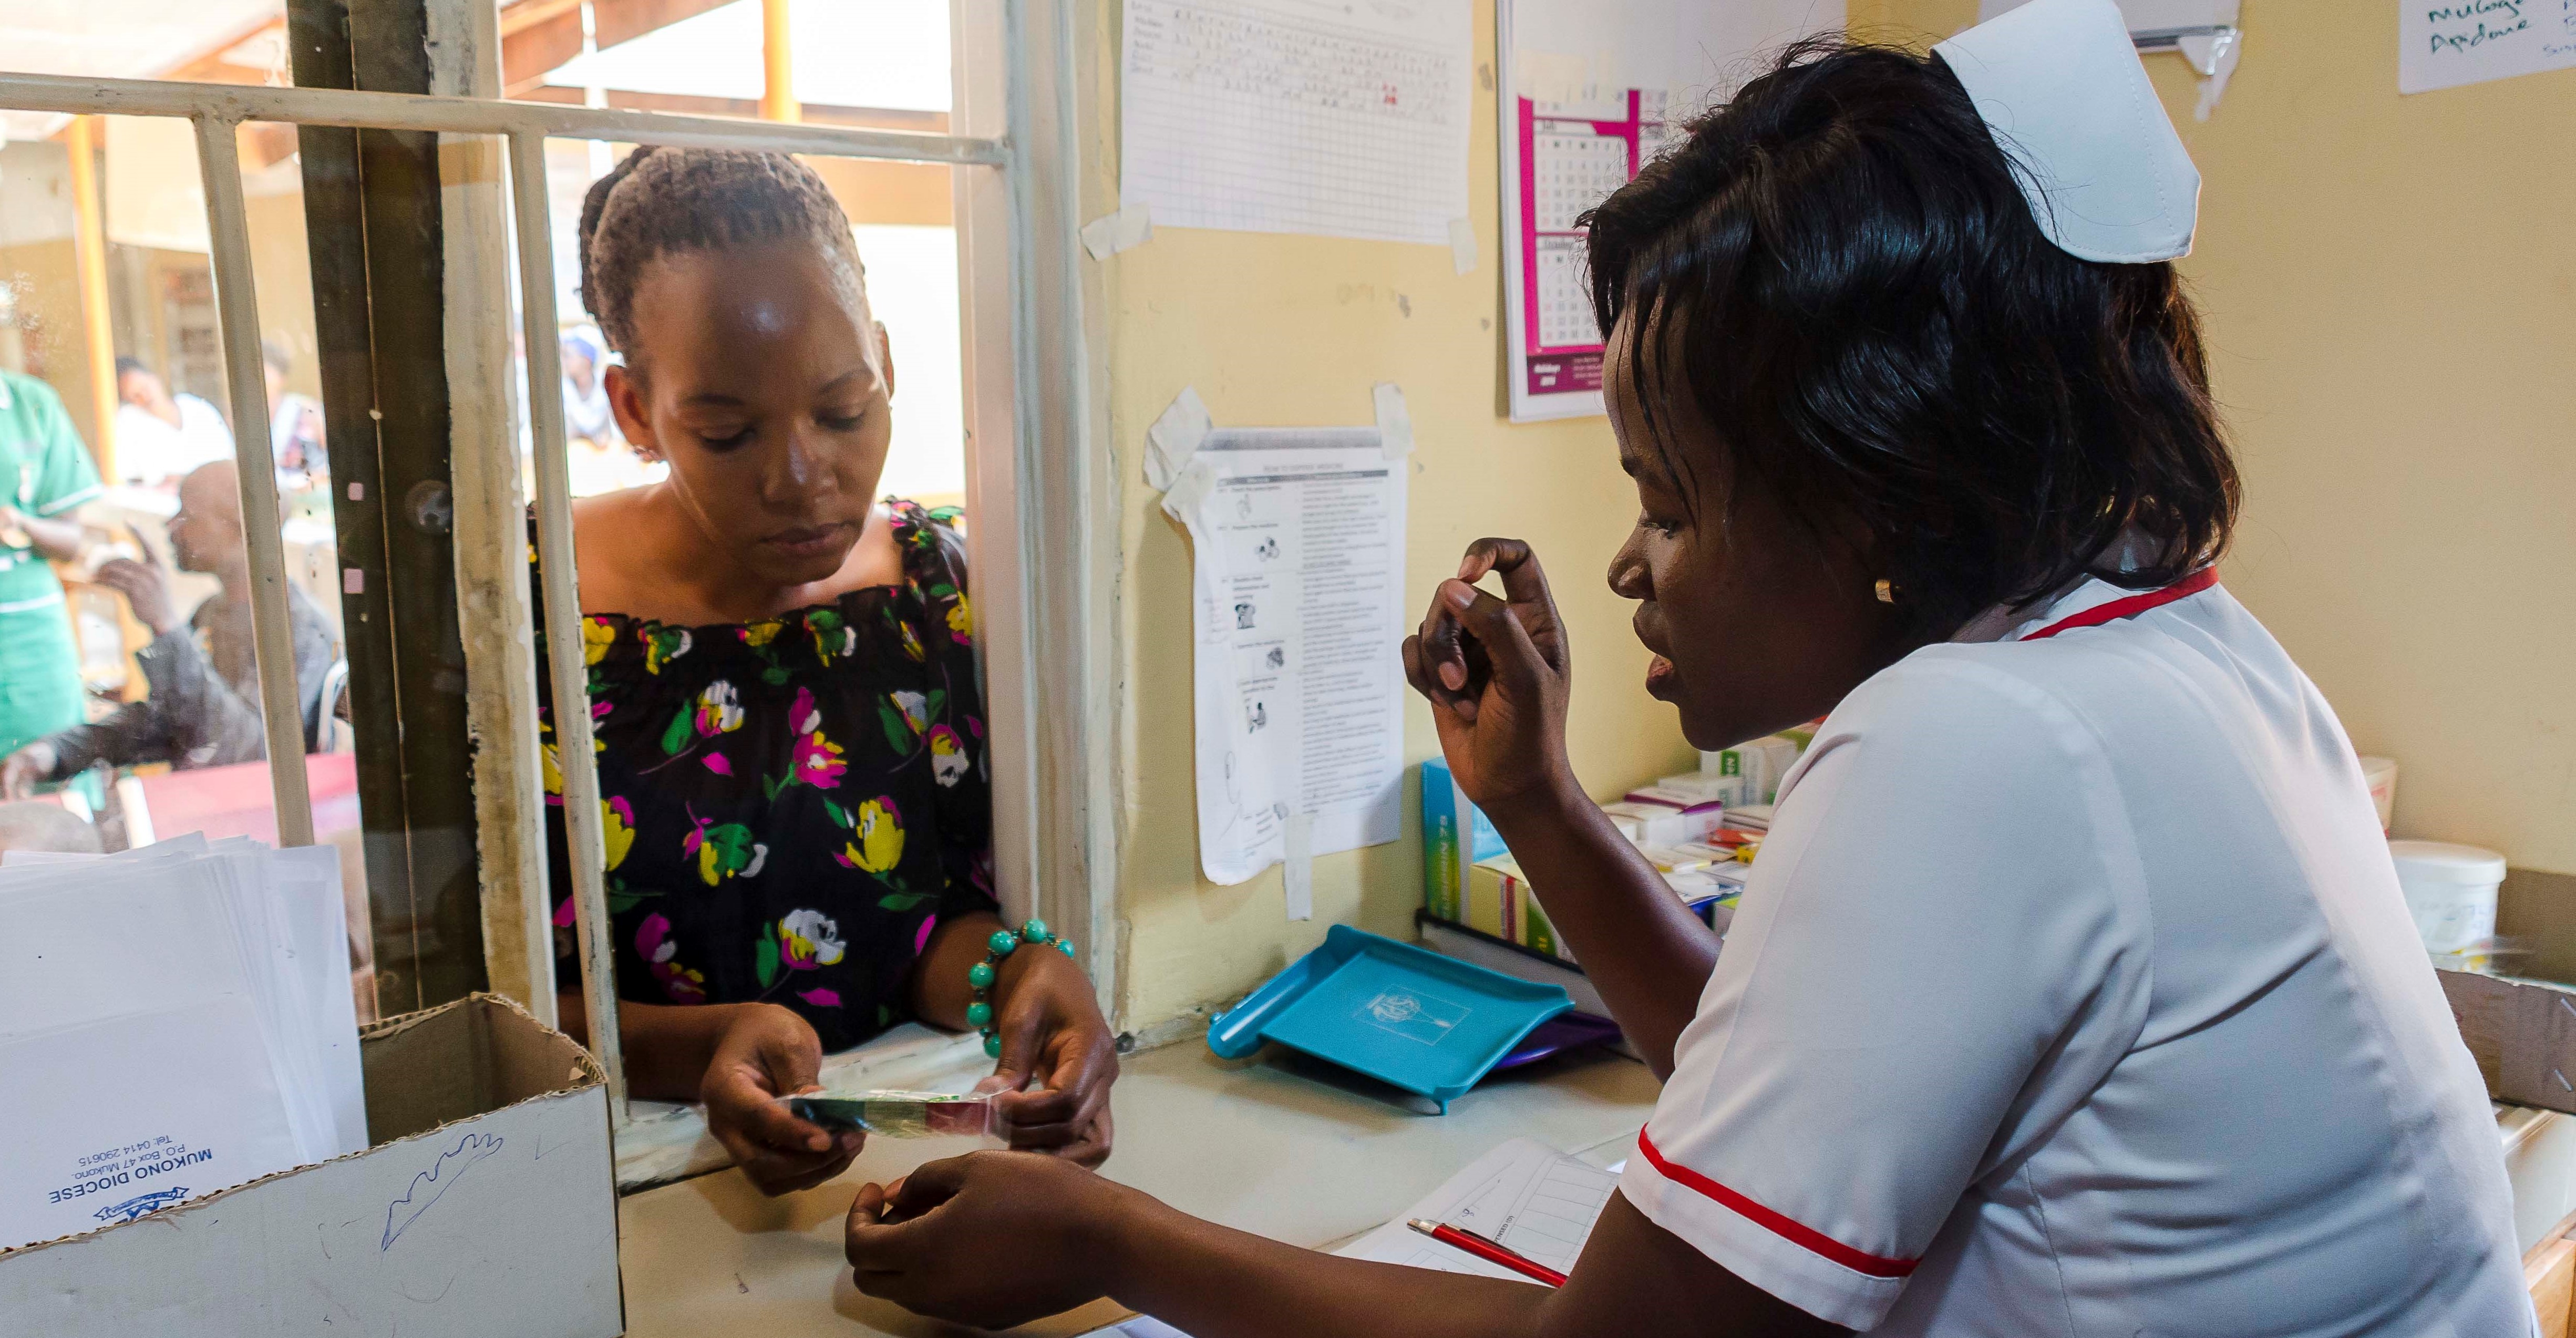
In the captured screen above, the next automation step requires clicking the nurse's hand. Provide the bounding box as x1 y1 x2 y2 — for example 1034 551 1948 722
702 1003 863 1195
847 1150 1132 1329
985 944 1119 1167
1404 538 1574 814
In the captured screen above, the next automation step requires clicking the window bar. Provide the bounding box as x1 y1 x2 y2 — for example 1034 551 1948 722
0 71 1005 167
506 129 628 1117
192 114 316 849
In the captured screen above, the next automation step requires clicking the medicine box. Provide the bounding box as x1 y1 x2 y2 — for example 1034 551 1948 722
1471 853 1736 966
1696 734 1805 807
1467 853 1525 943
0 993 622 1338
1422 758 1505 921
1615 788 1726 845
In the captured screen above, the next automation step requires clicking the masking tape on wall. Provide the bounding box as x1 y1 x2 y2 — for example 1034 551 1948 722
1080 202 1155 261
1146 385 1214 491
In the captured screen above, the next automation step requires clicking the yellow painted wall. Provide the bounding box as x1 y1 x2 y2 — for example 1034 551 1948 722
0 238 102 447
1084 1 1699 1031
1851 1 2576 878
244 191 324 403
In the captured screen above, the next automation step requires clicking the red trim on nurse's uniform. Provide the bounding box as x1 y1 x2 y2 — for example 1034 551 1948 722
1635 1130 1920 1279
2019 568 2218 642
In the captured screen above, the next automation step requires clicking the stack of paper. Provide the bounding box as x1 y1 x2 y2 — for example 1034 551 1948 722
0 835 366 1251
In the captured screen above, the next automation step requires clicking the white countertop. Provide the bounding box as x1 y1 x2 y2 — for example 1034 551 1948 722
613 1040 2576 1334
616 1039 1660 1336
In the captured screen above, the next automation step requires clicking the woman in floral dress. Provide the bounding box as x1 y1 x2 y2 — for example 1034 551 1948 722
535 147 1115 1193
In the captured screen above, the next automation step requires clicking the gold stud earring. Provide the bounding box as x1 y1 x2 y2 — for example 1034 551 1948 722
1874 579 1896 604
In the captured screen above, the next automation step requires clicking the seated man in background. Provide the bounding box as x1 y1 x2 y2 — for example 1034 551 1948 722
112 357 234 488
0 800 102 858
0 460 335 799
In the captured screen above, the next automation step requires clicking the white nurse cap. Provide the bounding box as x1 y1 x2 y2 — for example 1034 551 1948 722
1933 0 2200 264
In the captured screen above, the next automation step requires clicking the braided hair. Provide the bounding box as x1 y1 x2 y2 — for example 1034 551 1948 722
575 146 868 361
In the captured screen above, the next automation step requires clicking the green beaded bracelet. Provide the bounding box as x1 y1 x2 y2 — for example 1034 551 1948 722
971 918 1077 1058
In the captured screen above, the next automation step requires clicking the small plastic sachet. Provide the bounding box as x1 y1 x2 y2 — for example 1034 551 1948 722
782 1089 998 1140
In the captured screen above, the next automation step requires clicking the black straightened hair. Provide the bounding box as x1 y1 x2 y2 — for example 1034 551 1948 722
1584 37 2237 639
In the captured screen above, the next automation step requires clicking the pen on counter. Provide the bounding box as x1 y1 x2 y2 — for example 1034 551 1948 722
1406 1218 1569 1288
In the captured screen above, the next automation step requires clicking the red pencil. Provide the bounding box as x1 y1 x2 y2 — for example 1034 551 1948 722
1406 1218 1569 1287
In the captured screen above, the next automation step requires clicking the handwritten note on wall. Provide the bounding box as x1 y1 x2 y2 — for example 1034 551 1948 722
2400 0 2576 94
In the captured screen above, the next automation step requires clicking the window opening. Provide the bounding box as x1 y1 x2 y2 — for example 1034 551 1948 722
0 0 1101 1177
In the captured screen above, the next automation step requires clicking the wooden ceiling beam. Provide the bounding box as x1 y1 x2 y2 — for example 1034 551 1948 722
505 85 949 136
153 15 293 87
499 0 586 37
501 0 741 95
595 0 732 49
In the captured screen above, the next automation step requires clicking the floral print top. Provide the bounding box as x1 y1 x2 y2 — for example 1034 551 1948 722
534 499 994 1053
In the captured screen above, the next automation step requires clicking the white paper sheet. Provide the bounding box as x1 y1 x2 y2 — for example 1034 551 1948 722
0 998 305 1251
1120 0 1474 245
1332 1137 1617 1278
273 845 368 1156
2399 0 2576 94
0 839 366 1169
1088 1322 1195 1338
1496 0 1842 420
0 869 253 1044
1163 428 1408 887
1073 1139 1617 1338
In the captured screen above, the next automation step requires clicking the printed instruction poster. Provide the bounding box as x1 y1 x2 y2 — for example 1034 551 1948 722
1498 0 1843 421
1162 428 1408 887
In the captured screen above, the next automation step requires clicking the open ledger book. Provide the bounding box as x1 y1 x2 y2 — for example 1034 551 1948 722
1088 1138 1619 1337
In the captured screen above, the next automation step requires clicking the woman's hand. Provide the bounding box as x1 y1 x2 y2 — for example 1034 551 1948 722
1402 538 1577 815
847 1150 1138 1329
699 1002 863 1195
985 944 1119 1166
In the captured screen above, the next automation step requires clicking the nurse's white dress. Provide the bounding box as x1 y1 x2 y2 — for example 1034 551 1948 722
1622 574 2529 1334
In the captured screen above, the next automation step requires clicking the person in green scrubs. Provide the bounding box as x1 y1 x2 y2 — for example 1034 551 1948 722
0 370 105 757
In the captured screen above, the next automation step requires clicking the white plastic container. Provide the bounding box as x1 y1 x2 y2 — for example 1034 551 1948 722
2389 839 2507 968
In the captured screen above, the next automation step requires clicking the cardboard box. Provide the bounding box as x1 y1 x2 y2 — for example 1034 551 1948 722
1696 734 1805 807
0 993 621 1337
1612 790 1724 845
2439 970 2576 1117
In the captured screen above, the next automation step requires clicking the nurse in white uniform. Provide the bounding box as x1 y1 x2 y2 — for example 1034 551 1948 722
840 2 2529 1333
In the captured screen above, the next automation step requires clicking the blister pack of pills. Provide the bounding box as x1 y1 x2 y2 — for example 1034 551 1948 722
782 1089 997 1139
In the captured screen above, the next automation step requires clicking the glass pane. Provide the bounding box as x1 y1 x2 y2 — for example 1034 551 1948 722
0 112 383 1023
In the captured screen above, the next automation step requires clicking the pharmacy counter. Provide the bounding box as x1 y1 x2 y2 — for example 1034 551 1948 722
617 1039 1660 1336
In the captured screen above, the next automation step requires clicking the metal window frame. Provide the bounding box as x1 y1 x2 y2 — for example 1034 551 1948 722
0 0 1107 1144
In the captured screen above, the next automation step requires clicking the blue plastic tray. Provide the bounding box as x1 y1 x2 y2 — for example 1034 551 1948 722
1208 925 1572 1111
